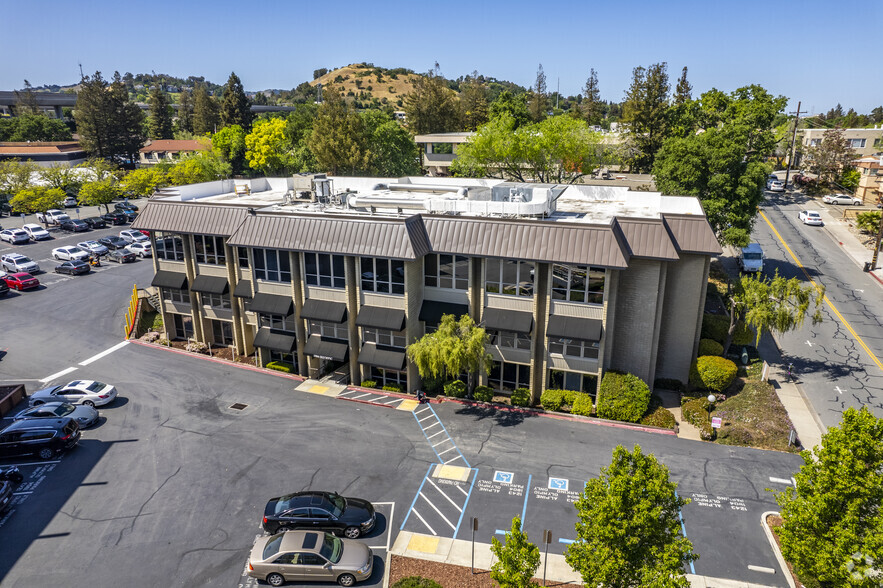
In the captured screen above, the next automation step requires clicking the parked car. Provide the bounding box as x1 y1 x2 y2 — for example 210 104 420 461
0 228 30 244
52 246 90 261
126 242 152 257
77 240 109 256
798 210 823 226
59 218 89 232
768 180 785 192
82 216 108 229
114 202 139 213
3 272 39 291
262 491 376 538
1 253 40 274
0 466 24 484
14 402 99 429
0 279 8 297
107 249 137 263
22 223 51 241
36 209 70 225
63 196 78 208
30 380 118 408
101 211 128 225
822 193 862 206
119 229 148 243
0 418 80 460
0 466 23 513
55 260 91 276
98 235 130 250
247 531 373 587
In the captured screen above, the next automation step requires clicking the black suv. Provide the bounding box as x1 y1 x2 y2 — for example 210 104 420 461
0 418 80 460
59 218 89 232
98 235 129 250
101 211 128 225
114 202 139 213
82 216 108 229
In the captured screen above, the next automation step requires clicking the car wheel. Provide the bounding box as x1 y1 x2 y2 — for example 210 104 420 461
337 574 356 587
343 526 361 539
139 253 145 258
854 201 861 206
32 400 44 406
54 254 60 260
276 525 291 533
82 400 95 407
38 447 54 460
266 573 285 587
8 471 24 484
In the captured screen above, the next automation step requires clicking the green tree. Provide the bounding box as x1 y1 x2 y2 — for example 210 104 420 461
120 167 167 197
9 186 65 214
805 127 857 187
0 159 38 197
403 65 461 135
0 114 72 142
566 445 696 587
674 66 692 104
490 517 540 588
406 313 490 394
284 104 320 172
192 84 220 135
246 118 297 175
147 86 174 139
361 111 420 176
77 157 121 182
581 68 602 126
38 165 83 195
528 64 548 122
212 124 248 175
78 178 122 212
488 91 532 129
220 72 253 131
840 168 861 192
74 71 145 164
622 63 670 172
775 407 883 587
176 88 194 134
460 73 489 131
164 151 231 185
307 86 370 175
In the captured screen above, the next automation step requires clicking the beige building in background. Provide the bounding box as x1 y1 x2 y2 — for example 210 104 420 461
801 127 883 158
854 156 883 205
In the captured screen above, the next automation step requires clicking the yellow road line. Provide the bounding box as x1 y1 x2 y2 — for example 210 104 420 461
760 210 883 372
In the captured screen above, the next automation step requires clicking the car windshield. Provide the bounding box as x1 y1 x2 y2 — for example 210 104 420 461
262 534 284 561
743 253 762 260
328 494 345 516
86 382 105 392
51 405 74 417
319 533 343 563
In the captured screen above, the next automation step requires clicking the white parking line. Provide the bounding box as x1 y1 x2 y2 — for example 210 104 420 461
382 398 401 405
437 447 456 456
769 477 793 485
425 478 462 512
350 392 374 400
418 414 435 423
78 340 129 366
454 484 468 496
419 492 456 530
412 509 436 535
8 460 61 466
12 491 32 496
422 422 440 431
414 407 430 415
431 439 449 447
39 366 77 383
426 431 444 440
444 455 463 465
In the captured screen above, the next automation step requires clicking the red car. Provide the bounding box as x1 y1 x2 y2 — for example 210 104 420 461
3 272 40 291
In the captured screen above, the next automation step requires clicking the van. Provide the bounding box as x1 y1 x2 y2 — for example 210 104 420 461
738 243 764 273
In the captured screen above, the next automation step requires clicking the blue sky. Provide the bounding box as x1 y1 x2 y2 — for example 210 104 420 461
2 0 880 115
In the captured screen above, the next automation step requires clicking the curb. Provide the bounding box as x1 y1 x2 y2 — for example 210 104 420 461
760 511 796 588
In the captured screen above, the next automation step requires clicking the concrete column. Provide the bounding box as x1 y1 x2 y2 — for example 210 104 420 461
148 232 171 341
345 256 360 385
239 248 256 357
182 234 205 342
469 257 488 386
290 251 308 377
529 263 550 405
646 262 668 388
692 257 712 364
404 258 424 393
225 243 245 354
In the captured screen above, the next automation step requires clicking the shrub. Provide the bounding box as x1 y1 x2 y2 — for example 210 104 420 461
640 404 677 429
382 384 404 393
699 422 716 441
732 321 754 346
151 313 164 330
511 387 531 407
698 338 724 357
701 313 729 343
421 374 444 394
563 389 580 406
157 337 169 346
361 380 377 389
653 378 685 394
856 210 881 234
265 361 294 373
540 389 566 411
690 356 738 392
596 371 651 423
141 331 160 343
681 397 711 427
444 380 467 398
570 394 593 416
391 578 443 588
473 385 494 402
184 341 209 354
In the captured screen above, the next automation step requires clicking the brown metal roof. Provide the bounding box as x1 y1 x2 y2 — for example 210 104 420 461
422 216 630 268
618 218 679 261
132 201 249 237
663 214 722 255
226 213 431 260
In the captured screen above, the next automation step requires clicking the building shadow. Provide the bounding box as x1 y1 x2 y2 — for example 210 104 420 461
453 403 537 427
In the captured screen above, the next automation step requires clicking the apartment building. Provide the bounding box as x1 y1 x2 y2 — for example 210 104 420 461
801 127 883 158
133 175 719 402
138 139 209 167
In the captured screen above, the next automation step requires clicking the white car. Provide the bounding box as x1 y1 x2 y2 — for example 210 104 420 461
22 223 51 241
798 210 823 226
77 240 109 256
1 253 40 274
822 193 862 206
52 246 91 261
768 180 785 192
63 196 78 208
126 242 152 257
0 228 30 244
119 230 148 244
29 380 118 408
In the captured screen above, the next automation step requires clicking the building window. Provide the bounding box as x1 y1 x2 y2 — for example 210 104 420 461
269 350 296 367
485 259 534 297
809 138 822 146
488 361 531 393
162 287 190 304
551 264 605 304
488 330 531 350
260 313 296 333
309 320 348 341
848 138 867 149
361 257 404 294
424 254 468 290
370 367 406 387
193 235 226 265
211 320 234 346
155 232 185 261
548 337 600 359
238 247 249 268
549 370 597 399
362 328 406 349
253 248 291 283
172 314 194 340
305 253 346 288
201 292 232 310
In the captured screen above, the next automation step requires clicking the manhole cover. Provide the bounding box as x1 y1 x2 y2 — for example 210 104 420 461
229 403 248 411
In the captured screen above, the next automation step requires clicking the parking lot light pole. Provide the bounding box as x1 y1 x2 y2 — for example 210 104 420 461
707 394 716 421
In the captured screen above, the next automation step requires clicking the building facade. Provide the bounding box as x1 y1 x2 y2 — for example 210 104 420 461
133 176 719 402
138 139 210 167
800 127 883 159
854 156 883 205
0 141 88 168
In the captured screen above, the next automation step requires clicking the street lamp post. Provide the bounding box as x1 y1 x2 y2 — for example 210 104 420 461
707 394 716 422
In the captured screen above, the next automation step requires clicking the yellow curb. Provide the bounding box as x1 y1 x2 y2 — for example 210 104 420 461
407 534 439 554
433 464 471 481
396 399 419 411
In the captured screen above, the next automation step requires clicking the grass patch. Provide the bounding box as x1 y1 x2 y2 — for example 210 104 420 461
714 380 797 452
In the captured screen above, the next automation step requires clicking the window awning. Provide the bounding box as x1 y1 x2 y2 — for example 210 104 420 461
253 327 297 352
301 299 347 323
483 308 533 335
190 274 229 295
358 343 407 371
546 315 602 341
356 306 406 331
151 270 188 290
233 280 252 298
250 292 294 317
418 301 468 324
303 335 348 362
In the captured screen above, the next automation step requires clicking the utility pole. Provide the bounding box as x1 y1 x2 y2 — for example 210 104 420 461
556 77 559 110
783 101 804 188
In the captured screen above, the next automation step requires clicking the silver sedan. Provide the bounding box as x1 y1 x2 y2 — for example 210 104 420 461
14 402 99 428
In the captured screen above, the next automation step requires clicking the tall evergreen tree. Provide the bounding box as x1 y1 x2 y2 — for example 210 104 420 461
582 68 602 125
674 66 692 104
622 62 670 172
528 64 548 122
307 86 370 175
220 72 253 130
176 89 194 134
109 72 146 164
192 84 219 135
402 64 461 135
74 71 144 164
460 72 489 131
147 86 173 139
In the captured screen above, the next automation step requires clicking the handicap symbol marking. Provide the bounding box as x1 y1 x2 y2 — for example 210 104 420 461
548 477 568 491
494 471 514 484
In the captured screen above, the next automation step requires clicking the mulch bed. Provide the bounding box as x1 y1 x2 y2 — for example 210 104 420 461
765 514 803 587
388 554 578 587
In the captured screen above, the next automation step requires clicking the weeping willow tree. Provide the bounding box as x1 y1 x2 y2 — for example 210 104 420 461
406 313 491 394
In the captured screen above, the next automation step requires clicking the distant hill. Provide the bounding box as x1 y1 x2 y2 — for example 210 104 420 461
310 63 424 109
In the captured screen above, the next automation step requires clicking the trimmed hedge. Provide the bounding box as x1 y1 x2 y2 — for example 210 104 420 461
682 397 712 428
444 380 467 398
391 578 443 588
266 361 295 373
511 387 531 407
473 385 494 402
640 395 677 429
698 338 724 357
690 356 738 392
361 380 378 388
422 374 445 394
701 313 729 343
571 394 594 416
596 371 651 423
382 384 404 393
732 322 754 346
540 389 566 411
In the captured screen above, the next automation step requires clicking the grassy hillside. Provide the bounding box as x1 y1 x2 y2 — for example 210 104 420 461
310 63 424 108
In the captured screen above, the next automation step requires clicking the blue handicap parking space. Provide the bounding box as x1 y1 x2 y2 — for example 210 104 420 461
521 475 585 553
456 468 532 543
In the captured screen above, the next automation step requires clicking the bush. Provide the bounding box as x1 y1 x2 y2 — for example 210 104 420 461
391 578 443 588
184 341 209 354
653 378 685 394
856 210 881 234
698 338 724 357
382 384 404 393
571 394 593 416
444 380 467 398
701 314 729 343
732 321 754 346
361 380 377 389
266 361 295 373
157 337 169 346
511 387 531 407
421 374 445 394
640 404 677 429
681 397 711 427
699 422 716 441
596 371 651 423
473 385 494 402
563 389 580 406
540 389 566 411
141 331 160 343
151 312 164 330
690 356 738 392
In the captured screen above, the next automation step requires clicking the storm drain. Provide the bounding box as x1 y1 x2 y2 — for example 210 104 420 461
229 403 248 411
